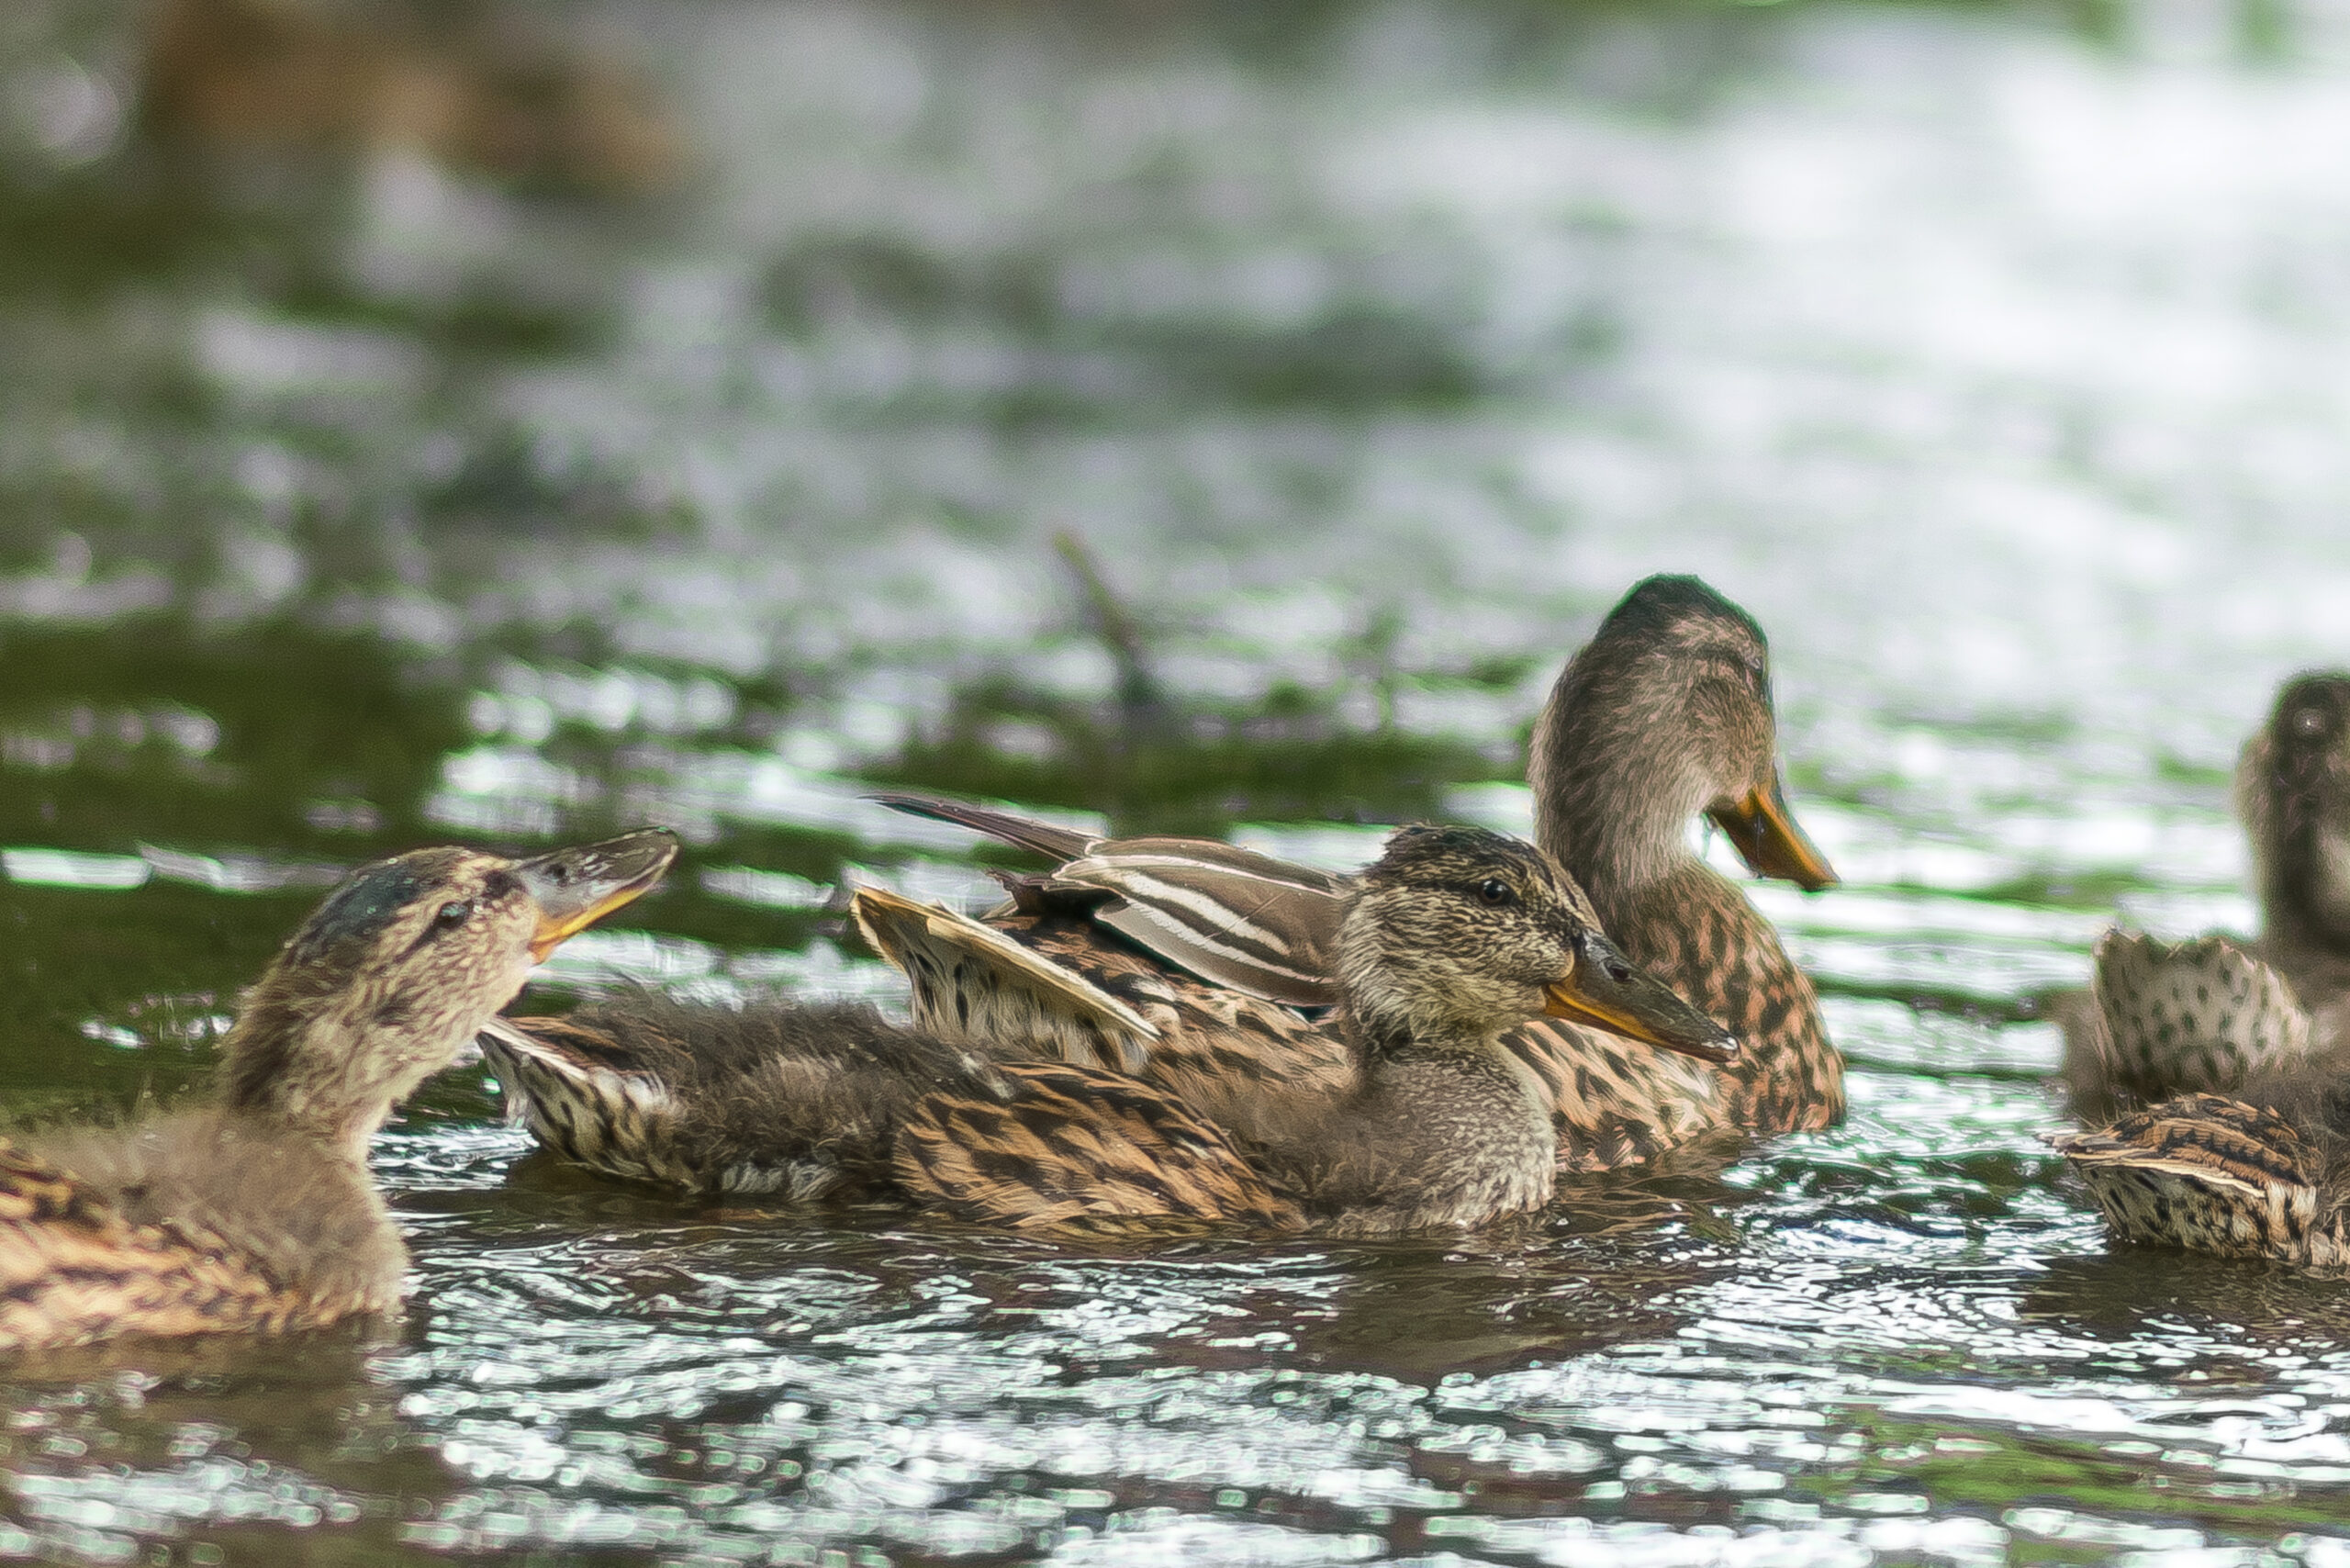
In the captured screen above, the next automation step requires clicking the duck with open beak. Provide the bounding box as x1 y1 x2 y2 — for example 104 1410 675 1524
515 831 684 962
0 827 677 1350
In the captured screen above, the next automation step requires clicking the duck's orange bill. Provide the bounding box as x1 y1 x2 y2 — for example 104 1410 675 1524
1707 777 1837 891
518 829 680 961
1541 935 1739 1065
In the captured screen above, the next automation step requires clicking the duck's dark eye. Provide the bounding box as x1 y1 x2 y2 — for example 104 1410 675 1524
2295 706 2331 738
434 901 474 928
1475 879 1514 908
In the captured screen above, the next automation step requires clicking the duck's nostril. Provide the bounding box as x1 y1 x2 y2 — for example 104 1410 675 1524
1606 961 1631 982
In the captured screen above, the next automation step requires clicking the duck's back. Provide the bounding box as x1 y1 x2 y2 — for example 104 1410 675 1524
2052 1088 2350 1266
0 1111 402 1350
1008 918 1358 1116
487 996 1020 1198
897 1059 1304 1231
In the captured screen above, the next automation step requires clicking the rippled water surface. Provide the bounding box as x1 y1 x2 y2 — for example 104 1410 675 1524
9 0 2350 1562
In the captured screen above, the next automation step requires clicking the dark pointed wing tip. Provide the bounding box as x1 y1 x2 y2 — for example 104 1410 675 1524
865 790 958 821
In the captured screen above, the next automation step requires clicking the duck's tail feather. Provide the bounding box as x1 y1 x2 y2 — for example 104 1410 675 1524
2089 931 2311 1100
476 1016 689 1186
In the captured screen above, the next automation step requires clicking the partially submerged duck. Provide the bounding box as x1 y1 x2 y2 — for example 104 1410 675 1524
0 829 677 1351
2049 1081 2350 1267
2062 672 2350 1118
480 825 1736 1235
872 573 1839 1170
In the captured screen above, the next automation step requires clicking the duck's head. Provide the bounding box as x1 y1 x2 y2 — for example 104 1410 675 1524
219 828 679 1157
2241 672 2350 951
1336 824 1738 1064
1530 574 1835 894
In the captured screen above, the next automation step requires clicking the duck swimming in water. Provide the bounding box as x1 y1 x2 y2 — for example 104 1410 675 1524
479 825 1736 1235
0 829 677 1351
2050 1080 2350 1268
869 573 1839 1171
2052 673 2350 1265
2063 672 2350 1120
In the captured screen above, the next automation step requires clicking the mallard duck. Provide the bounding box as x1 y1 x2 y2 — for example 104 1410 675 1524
479 825 1737 1235
2062 672 2350 1119
2049 1080 2350 1266
870 573 1839 1170
0 829 677 1351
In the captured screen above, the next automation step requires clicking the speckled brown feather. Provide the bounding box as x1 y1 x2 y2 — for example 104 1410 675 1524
850 886 1158 1074
871 576 1837 1170
995 918 1356 1141
0 1143 295 1349
2061 932 2315 1121
895 1061 1304 1229
493 827 1730 1237
2052 1092 2350 1266
1588 861 1840 1133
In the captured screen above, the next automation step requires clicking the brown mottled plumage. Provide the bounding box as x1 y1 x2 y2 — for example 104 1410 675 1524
870 573 1839 1169
481 826 1735 1235
0 830 676 1351
2050 1085 2350 1266
2063 673 2350 1119
1523 575 1840 1137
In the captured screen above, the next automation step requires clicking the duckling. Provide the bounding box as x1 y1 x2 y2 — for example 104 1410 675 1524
2062 673 2350 1119
0 829 677 1351
870 573 1838 1170
479 826 1737 1235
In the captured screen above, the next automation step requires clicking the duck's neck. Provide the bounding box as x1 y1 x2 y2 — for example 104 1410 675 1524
1528 681 1716 914
2244 745 2350 969
2259 836 2350 980
216 981 442 1164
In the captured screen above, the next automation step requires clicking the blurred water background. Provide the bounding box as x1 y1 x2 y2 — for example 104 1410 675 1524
7 0 2350 1562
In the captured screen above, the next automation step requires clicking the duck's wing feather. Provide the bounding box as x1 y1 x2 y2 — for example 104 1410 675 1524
0 1142 302 1350
968 917 1358 1139
2088 931 2311 1103
1051 842 1345 1006
867 790 1348 1006
865 791 1100 862
851 885 1159 1073
896 1060 1303 1231
2049 1093 2346 1264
